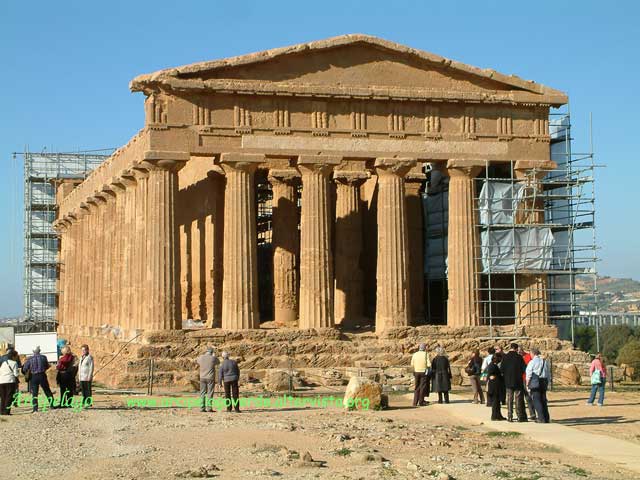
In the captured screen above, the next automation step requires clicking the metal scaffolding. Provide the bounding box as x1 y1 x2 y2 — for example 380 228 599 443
17 149 113 332
424 109 599 342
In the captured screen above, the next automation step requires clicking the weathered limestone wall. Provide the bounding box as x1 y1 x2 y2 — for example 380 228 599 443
60 325 593 391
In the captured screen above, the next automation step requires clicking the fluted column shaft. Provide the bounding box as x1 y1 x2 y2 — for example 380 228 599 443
54 222 68 330
374 159 414 333
269 170 300 326
405 175 426 324
514 163 553 325
145 161 181 330
111 182 126 328
86 200 101 330
121 174 137 331
333 173 367 326
208 170 225 328
221 158 260 330
133 169 148 330
79 206 92 329
446 160 482 327
102 192 116 328
299 162 334 329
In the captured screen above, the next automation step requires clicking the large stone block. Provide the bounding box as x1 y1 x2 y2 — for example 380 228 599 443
343 376 382 410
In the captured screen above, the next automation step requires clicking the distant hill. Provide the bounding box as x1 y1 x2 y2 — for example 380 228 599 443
576 275 640 312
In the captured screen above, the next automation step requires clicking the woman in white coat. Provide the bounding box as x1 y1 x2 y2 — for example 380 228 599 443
78 344 94 406
0 350 20 415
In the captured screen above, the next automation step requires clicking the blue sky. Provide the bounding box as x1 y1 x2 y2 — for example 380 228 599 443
0 0 638 317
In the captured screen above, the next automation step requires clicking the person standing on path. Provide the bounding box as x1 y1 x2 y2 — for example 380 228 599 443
431 347 452 404
78 344 94 406
487 352 506 421
56 346 77 407
22 346 54 412
411 343 431 407
481 347 495 407
519 345 537 421
197 347 220 412
0 350 20 415
466 349 485 404
219 351 241 413
501 343 527 422
526 347 551 423
587 352 607 407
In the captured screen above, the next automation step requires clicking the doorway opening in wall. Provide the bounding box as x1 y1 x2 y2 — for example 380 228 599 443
256 171 273 322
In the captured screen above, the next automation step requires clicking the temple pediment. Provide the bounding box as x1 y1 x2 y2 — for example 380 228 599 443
131 34 567 106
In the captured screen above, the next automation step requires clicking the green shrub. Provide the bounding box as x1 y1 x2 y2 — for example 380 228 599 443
617 340 640 378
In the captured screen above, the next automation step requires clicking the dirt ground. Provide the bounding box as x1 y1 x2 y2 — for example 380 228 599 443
1 384 639 480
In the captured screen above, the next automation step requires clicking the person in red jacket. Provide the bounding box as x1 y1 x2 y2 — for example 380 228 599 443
56 346 77 407
518 345 536 421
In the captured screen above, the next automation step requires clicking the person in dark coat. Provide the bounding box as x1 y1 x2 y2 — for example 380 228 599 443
500 343 527 422
56 346 77 407
218 351 241 413
431 347 452 404
487 352 506 421
22 346 54 412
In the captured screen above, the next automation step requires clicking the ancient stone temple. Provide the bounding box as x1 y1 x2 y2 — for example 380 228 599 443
53 34 567 339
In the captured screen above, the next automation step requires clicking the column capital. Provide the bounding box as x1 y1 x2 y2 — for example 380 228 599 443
298 154 342 166
374 157 416 177
333 170 369 186
445 159 485 178
141 150 189 172
110 177 127 193
220 152 262 174
268 168 301 185
52 219 68 232
514 160 557 180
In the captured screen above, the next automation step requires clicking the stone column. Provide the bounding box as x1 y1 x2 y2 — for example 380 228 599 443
405 167 427 325
61 216 76 332
132 166 149 331
74 206 90 329
207 168 225 328
121 171 137 332
220 153 261 330
141 153 186 331
86 197 101 330
445 159 483 327
111 179 127 329
333 170 367 326
374 158 415 333
53 220 68 330
298 156 339 330
93 189 113 327
514 160 556 326
268 168 300 326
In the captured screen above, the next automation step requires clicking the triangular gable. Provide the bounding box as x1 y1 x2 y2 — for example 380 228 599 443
131 34 566 105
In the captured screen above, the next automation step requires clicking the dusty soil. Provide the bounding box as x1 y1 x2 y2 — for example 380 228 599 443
2 385 639 480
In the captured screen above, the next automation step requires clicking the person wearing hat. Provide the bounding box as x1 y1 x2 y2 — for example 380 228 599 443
21 346 54 412
410 343 431 407
196 347 220 412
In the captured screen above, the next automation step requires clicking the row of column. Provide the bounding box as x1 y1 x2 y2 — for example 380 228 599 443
218 154 424 333
55 153 186 333
55 152 549 335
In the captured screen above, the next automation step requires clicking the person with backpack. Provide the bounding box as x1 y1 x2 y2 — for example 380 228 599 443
0 350 20 415
526 347 551 423
587 352 606 407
